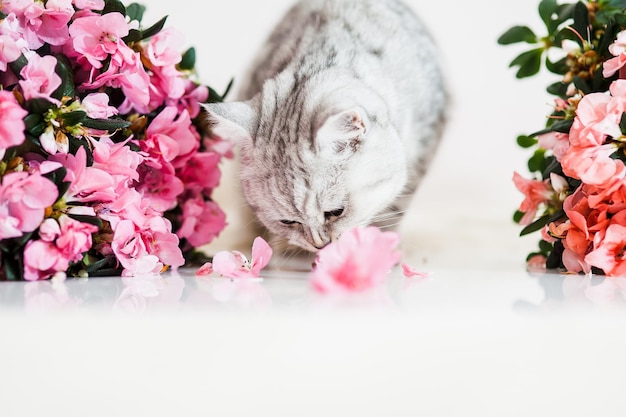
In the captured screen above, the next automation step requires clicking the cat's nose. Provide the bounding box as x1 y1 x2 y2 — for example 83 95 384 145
313 241 331 250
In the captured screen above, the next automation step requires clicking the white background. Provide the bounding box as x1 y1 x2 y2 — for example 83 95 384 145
142 0 557 270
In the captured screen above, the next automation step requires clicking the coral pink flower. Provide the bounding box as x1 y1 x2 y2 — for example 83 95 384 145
176 197 226 247
0 171 58 238
585 223 626 276
310 227 401 294
562 145 624 187
538 132 570 161
19 54 61 104
201 237 273 279
0 90 27 159
513 172 553 225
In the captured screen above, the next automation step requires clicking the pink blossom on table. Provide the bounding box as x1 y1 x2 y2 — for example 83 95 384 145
0 90 28 159
19 54 61 104
49 146 116 203
538 131 569 161
81 93 118 119
178 152 221 194
526 254 547 272
0 171 58 238
401 263 429 278
310 226 401 294
0 34 22 72
196 262 213 276
512 172 553 225
603 30 626 77
201 236 273 279
68 12 130 69
176 197 226 247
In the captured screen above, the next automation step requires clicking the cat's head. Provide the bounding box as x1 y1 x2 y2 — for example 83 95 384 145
204 95 406 252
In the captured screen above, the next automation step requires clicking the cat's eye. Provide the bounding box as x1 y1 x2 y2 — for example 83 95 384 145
324 208 344 220
280 219 300 226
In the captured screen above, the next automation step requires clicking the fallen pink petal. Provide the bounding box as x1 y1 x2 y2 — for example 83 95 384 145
201 237 273 279
196 262 214 276
401 263 429 278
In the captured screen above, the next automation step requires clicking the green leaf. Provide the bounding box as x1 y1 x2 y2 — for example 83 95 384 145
571 1 590 45
573 75 591 94
509 48 544 78
81 117 131 131
26 98 56 114
52 54 76 100
178 47 196 71
547 81 568 96
8 54 28 77
103 0 126 15
513 210 525 224
520 214 550 236
497 26 538 45
0 11 7 20
140 16 168 40
528 148 547 173
538 0 559 33
60 110 87 127
530 119 573 136
545 56 568 75
23 114 45 137
539 239 554 255
517 135 538 148
126 3 146 22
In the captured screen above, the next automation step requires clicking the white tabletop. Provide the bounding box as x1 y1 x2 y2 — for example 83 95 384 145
1 266 625 417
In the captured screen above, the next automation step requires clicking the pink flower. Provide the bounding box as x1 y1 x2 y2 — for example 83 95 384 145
0 90 27 159
91 137 143 184
23 240 68 281
81 93 118 119
0 171 58 238
144 106 198 161
604 30 626 77
145 28 183 67
585 222 626 276
111 219 162 275
178 152 221 194
56 215 98 262
512 172 553 225
49 146 116 203
0 34 22 72
204 237 273 279
310 227 401 294
73 0 104 10
401 263 429 278
196 262 213 276
69 12 130 69
176 197 226 247
538 132 569 161
562 144 625 187
136 157 184 212
19 54 61 104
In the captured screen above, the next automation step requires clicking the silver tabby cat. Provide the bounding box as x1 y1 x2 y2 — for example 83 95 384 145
205 0 446 252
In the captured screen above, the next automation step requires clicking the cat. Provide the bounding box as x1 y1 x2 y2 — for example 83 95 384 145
204 0 447 253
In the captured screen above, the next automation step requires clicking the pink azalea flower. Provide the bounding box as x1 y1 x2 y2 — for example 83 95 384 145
0 34 22 72
205 237 273 279
196 262 213 276
401 263 429 278
72 0 105 11
310 226 402 294
145 28 183 67
49 146 116 203
0 171 58 238
39 218 61 242
176 197 227 247
604 30 626 77
23 240 68 281
111 219 162 275
144 106 198 161
69 12 130 69
91 136 143 184
178 152 221 195
562 145 625 187
56 215 98 262
585 223 626 276
81 93 118 119
0 90 27 159
19 54 61 104
136 157 185 212
538 132 569 161
34 0 74 47
512 172 553 225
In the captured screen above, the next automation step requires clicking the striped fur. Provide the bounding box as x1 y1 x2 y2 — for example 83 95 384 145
205 0 446 252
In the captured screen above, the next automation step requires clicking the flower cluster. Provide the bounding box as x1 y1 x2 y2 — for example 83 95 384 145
501 0 626 276
0 0 231 280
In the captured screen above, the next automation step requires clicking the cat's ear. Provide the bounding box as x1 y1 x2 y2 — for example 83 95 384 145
202 99 259 143
316 108 369 154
